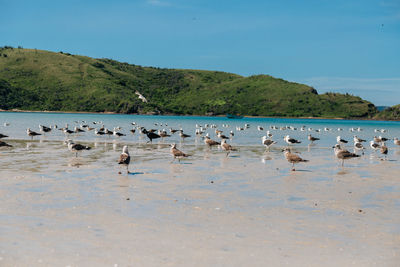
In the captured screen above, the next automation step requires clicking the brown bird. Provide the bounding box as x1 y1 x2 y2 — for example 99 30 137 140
282 148 308 171
380 142 388 160
118 145 131 174
170 143 189 162
204 135 220 148
333 144 360 166
220 139 236 157
307 134 320 143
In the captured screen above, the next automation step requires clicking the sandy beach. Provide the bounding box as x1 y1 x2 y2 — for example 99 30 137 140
0 139 399 266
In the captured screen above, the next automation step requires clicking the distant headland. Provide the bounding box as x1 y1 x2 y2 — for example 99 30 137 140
0 46 398 120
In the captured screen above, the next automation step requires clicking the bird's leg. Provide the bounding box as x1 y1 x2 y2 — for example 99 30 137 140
291 162 295 171
126 165 129 174
75 152 78 158
341 159 344 167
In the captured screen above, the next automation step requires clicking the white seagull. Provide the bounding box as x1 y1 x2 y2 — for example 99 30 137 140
135 91 148 103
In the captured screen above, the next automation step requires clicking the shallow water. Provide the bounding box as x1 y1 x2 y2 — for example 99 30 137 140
0 112 399 266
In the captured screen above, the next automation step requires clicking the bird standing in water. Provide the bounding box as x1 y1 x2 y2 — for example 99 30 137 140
282 148 308 171
118 145 131 174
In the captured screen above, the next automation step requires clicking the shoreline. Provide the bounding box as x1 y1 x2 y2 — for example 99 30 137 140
1 108 398 122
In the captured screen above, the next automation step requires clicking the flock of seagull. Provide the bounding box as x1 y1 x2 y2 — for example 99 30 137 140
0 120 399 173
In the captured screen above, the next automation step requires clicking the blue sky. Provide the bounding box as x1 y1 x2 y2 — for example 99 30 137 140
1 0 399 105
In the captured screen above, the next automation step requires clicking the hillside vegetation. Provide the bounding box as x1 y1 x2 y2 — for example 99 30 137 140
0 47 378 118
373 105 400 120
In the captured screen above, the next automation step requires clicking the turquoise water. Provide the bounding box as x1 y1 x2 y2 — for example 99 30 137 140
1 111 399 265
0 111 399 148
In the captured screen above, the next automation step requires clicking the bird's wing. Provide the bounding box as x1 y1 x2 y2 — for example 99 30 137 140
118 153 130 164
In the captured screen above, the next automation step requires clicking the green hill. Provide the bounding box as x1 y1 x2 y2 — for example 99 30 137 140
0 46 377 118
373 104 400 120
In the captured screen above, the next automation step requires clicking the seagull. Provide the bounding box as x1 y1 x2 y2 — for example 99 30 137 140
27 128 41 139
0 141 12 147
284 135 301 145
373 136 382 143
282 148 308 171
393 138 400 146
95 128 105 136
74 126 85 133
380 142 388 160
353 136 366 143
336 136 348 144
66 140 91 157
170 143 189 162
158 130 171 138
333 144 360 166
135 91 148 103
179 130 191 140
143 129 161 143
118 145 131 174
39 124 52 133
220 139 236 157
370 140 380 150
354 142 365 154
307 134 320 143
262 136 276 151
379 136 390 142
63 128 74 135
0 133 9 139
169 128 179 134
266 130 273 138
113 128 126 137
204 135 220 148
104 128 113 137
257 126 264 131
217 132 229 140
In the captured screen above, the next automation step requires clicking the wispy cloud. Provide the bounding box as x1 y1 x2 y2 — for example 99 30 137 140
146 0 171 7
301 77 400 106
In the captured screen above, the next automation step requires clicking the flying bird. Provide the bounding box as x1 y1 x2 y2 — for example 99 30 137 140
135 91 148 103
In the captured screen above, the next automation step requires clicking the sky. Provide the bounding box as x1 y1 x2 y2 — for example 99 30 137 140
1 0 399 106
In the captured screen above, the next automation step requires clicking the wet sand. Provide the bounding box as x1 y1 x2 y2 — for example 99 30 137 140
0 140 399 266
